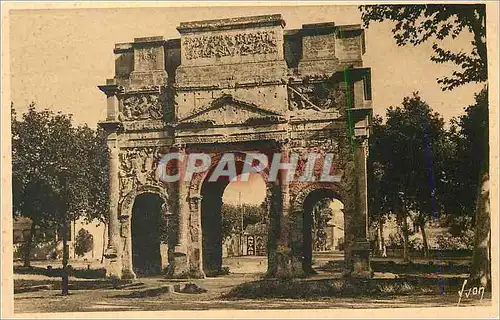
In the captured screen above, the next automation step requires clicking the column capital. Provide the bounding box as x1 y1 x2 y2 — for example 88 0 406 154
275 138 291 151
353 135 367 144
98 81 124 97
171 142 187 152
99 120 123 134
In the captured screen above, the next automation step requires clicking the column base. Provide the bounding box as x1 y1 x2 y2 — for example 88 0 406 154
165 251 205 279
266 246 304 278
121 267 137 280
105 249 123 280
346 241 372 278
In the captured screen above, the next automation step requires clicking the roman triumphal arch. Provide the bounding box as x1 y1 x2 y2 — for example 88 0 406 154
98 15 373 279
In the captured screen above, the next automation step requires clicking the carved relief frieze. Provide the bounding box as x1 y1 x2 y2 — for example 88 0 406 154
137 47 158 67
288 81 347 113
119 94 164 121
118 147 163 200
183 31 278 60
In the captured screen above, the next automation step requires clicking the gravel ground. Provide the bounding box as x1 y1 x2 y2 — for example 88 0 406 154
13 273 491 314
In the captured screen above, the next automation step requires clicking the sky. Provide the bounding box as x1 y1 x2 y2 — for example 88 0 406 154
9 5 484 126
8 4 486 205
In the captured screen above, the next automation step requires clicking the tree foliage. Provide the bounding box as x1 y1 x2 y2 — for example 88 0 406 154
369 93 447 216
368 93 449 258
220 203 266 239
444 89 489 232
360 4 487 91
312 199 333 251
11 103 109 265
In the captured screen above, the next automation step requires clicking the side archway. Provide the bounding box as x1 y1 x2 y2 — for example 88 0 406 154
119 185 169 278
290 183 345 274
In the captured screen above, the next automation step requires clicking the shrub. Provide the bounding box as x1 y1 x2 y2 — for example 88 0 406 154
436 231 474 250
74 228 93 257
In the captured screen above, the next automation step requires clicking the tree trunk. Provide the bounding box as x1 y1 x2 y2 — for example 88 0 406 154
101 222 107 264
61 220 69 295
377 217 385 257
23 220 37 267
402 215 410 263
420 220 429 258
470 172 490 288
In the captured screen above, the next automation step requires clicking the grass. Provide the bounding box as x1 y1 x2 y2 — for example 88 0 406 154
224 277 465 299
319 259 470 274
14 278 135 293
14 265 106 279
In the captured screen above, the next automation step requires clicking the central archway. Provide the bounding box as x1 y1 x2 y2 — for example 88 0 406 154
199 155 271 276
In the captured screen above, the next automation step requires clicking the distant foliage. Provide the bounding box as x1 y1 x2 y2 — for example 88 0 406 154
312 199 332 251
74 228 94 257
436 230 474 250
221 203 266 239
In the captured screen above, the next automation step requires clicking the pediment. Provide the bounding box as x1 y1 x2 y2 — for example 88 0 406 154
177 94 285 128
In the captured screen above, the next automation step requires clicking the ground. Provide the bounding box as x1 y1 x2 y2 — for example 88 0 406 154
13 255 491 313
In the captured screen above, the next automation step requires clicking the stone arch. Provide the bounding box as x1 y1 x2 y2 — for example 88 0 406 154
188 151 273 275
188 151 271 199
119 184 169 279
120 184 169 219
289 182 346 274
291 182 344 214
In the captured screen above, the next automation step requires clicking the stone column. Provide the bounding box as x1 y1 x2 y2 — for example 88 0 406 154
168 143 190 277
98 83 124 279
188 195 205 278
103 135 123 279
270 140 303 278
349 136 372 277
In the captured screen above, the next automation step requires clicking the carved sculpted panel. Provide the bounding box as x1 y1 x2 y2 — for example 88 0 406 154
118 147 162 200
183 31 278 60
288 82 347 113
120 94 163 121
136 47 158 70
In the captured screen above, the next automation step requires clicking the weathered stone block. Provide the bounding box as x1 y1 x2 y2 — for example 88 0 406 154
114 43 134 79
335 26 364 63
300 22 337 60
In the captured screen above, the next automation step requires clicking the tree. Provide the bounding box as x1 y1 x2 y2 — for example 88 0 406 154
367 116 390 257
312 199 332 251
360 4 487 91
368 94 448 261
75 228 94 257
220 203 266 240
443 89 488 232
446 89 490 286
361 4 490 286
11 103 109 294
12 104 57 266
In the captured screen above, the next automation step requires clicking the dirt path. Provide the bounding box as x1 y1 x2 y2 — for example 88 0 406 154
14 273 491 314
